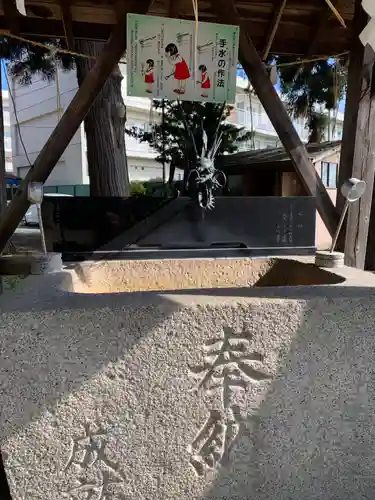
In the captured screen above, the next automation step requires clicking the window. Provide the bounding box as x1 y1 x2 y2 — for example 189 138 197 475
321 161 338 189
237 100 245 110
3 111 10 127
4 136 11 150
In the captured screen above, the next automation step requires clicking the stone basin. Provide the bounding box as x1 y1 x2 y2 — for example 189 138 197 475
1 257 375 500
68 258 344 294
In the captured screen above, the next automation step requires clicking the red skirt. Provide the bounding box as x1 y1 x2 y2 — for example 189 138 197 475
174 60 190 80
202 78 211 89
145 73 154 83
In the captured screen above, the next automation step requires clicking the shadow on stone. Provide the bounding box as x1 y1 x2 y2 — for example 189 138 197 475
1 265 375 499
0 272 182 496
202 297 375 500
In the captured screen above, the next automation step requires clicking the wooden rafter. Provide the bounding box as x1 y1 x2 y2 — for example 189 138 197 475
293 0 341 80
212 0 339 236
262 0 288 61
59 0 74 50
0 16 349 56
3 0 20 35
168 0 180 18
323 0 347 28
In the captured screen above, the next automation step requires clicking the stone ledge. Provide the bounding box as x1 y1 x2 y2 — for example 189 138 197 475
1 293 375 500
0 253 62 276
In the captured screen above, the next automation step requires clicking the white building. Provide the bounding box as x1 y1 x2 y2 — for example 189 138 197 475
9 69 343 189
230 76 344 150
2 90 13 173
10 63 162 187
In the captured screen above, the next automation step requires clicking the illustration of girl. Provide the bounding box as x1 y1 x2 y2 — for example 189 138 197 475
142 59 155 93
165 43 190 95
197 64 211 98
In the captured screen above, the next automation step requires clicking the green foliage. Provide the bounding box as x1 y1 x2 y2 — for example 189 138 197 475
0 36 74 84
3 275 24 291
274 56 347 142
126 100 253 169
130 181 147 196
130 179 168 197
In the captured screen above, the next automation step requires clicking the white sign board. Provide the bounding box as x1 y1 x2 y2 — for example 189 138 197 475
360 0 375 51
126 14 239 103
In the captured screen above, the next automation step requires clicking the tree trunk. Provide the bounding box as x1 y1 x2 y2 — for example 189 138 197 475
75 40 130 197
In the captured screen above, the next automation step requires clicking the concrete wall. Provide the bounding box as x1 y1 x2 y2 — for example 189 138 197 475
280 151 340 250
315 188 337 250
315 151 340 250
1 261 375 500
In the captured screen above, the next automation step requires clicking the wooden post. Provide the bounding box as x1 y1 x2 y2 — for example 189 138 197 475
58 0 74 50
337 0 368 214
212 0 339 237
0 20 127 252
0 67 7 294
344 48 375 268
262 0 288 61
0 71 6 216
335 0 375 269
162 98 166 187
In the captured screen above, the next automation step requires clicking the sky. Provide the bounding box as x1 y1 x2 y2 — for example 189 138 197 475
1 63 8 90
236 67 346 114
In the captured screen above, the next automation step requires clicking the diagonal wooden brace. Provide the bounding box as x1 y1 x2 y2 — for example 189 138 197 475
0 18 126 252
212 0 339 237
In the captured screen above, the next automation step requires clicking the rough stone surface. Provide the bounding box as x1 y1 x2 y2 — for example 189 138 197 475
69 258 343 294
71 258 274 293
30 252 63 275
1 260 375 500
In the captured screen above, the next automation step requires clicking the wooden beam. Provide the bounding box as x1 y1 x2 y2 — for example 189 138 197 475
344 47 375 269
323 0 347 28
0 70 6 223
337 1 368 211
293 0 340 80
335 0 368 258
262 0 288 60
0 67 6 294
0 15 349 56
168 0 180 18
59 0 74 50
0 21 127 252
212 0 339 236
3 0 20 35
346 46 375 269
0 0 155 251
